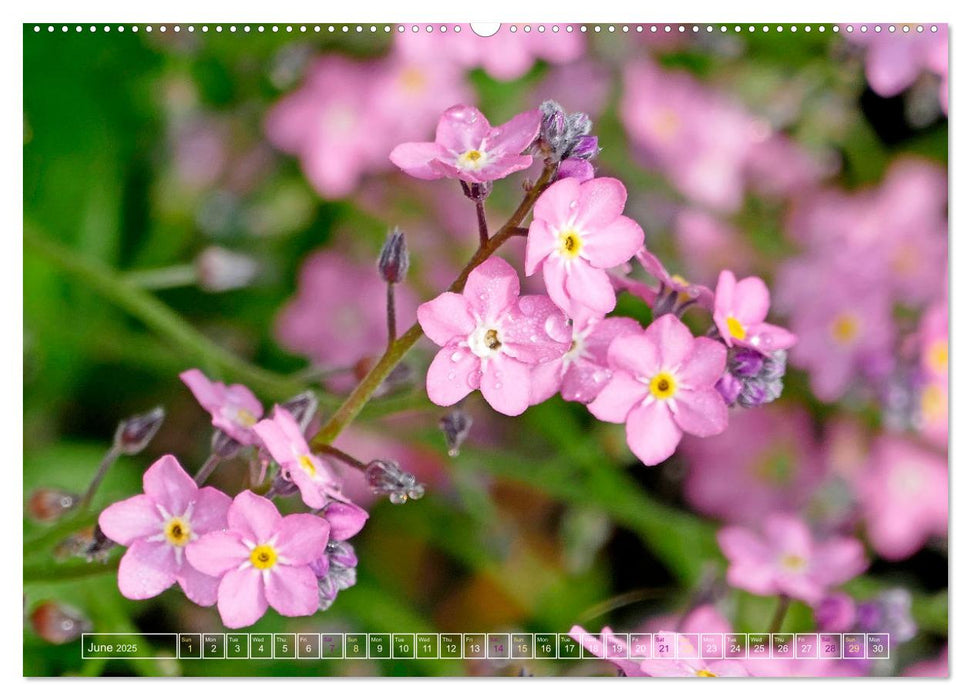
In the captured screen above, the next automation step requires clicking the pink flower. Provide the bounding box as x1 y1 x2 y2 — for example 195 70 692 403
587 314 728 466
417 257 571 416
717 513 868 604
252 407 346 509
680 404 825 525
618 248 715 311
530 310 641 405
525 177 645 315
98 455 231 606
265 56 386 198
714 270 796 353
186 491 330 629
854 436 947 561
390 105 541 184
180 369 263 446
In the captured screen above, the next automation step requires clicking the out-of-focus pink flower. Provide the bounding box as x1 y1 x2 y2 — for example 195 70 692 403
845 26 948 113
99 455 231 606
714 270 796 353
854 436 947 561
417 257 571 416
253 407 346 509
186 491 330 629
814 592 858 632
902 646 949 677
717 513 867 604
640 631 750 677
617 248 715 312
390 105 541 184
916 302 948 446
265 56 386 198
588 314 728 466
680 405 824 524
275 250 418 380
674 209 755 285
530 309 641 405
526 177 644 315
393 25 585 82
531 61 613 122
180 369 263 445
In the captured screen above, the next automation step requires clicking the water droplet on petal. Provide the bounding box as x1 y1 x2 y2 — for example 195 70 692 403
447 371 456 380
450 351 463 362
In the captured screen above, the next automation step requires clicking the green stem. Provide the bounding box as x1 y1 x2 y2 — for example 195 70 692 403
769 595 791 634
76 445 121 512
24 227 305 401
23 553 120 583
122 264 197 290
310 163 556 450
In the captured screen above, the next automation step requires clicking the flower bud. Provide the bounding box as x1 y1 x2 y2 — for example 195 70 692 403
556 158 595 183
211 429 242 459
364 459 426 504
280 391 319 433
459 180 493 202
570 134 599 161
114 407 165 456
719 348 788 408
439 408 473 457
27 488 79 523
538 99 595 163
29 601 91 644
196 246 260 292
377 228 409 284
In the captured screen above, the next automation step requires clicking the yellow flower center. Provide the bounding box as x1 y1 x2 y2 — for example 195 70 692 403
484 329 502 351
236 408 258 427
926 340 948 375
920 384 946 421
726 316 746 341
399 66 426 93
649 372 678 400
558 230 583 258
830 313 859 345
298 455 317 477
249 544 277 570
695 669 718 677
458 149 485 170
651 108 681 141
780 553 806 572
164 517 191 547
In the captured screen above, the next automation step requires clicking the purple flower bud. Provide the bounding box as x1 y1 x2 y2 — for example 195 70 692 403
730 348 765 378
326 540 359 569
439 408 473 457
570 135 599 161
27 488 79 523
856 602 882 631
760 350 788 381
365 459 425 504
715 373 743 405
737 381 768 408
377 228 409 284
540 100 567 147
29 600 91 645
280 391 318 433
556 158 595 183
113 407 165 456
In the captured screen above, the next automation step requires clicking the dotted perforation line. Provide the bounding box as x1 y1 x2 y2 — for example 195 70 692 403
31 23 941 35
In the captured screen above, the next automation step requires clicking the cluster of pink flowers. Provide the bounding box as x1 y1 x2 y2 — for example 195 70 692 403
265 31 583 199
392 102 796 468
98 369 370 629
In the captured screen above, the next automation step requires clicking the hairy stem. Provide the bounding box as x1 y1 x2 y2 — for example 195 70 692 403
77 445 121 512
194 454 222 485
311 163 556 449
386 282 397 349
476 199 489 246
317 444 367 471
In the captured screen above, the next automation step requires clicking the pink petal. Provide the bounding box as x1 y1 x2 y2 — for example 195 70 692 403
177 564 221 607
274 513 330 565
564 262 616 314
389 141 447 180
229 491 283 544
540 257 571 313
217 567 268 629
645 314 695 369
273 406 311 450
587 373 645 423
575 177 628 229
585 316 643 365
463 257 519 322
733 276 771 325
671 388 729 438
264 565 320 618
529 358 565 405
501 295 572 364
426 345 479 407
679 337 728 388
718 525 771 564
812 538 867 586
180 369 220 412
480 356 531 416
713 269 737 321
417 292 475 346
764 514 814 556
625 400 683 466
866 42 922 96
581 216 644 269
533 177 579 228
607 331 659 378
435 104 491 153
185 531 250 577
747 322 798 352
474 155 535 182
484 109 542 156
252 416 292 467
98 495 161 545
324 502 370 541
287 466 329 510
189 487 232 534
560 359 611 404
116 539 178 600
142 455 198 517
525 219 557 276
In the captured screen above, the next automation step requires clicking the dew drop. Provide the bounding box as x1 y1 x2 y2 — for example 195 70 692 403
447 371 456 380
569 200 578 209
494 383 502 390
450 351 463 362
